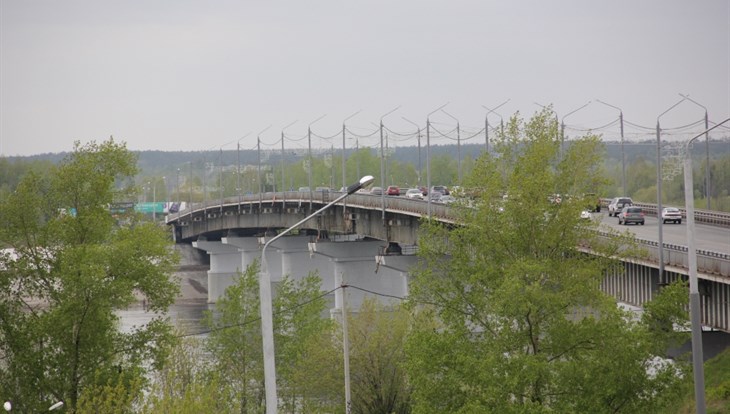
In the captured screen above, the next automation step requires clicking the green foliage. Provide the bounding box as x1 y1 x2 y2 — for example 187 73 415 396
348 299 411 414
406 109 688 413
0 139 179 412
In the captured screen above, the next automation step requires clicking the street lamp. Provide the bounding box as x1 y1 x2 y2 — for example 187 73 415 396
236 132 253 214
379 106 401 222
257 125 273 208
679 93 711 209
402 117 422 185
426 103 449 218
258 175 375 414
560 101 592 159
440 109 462 183
657 97 687 285
308 115 327 211
595 99 626 196
482 98 510 153
683 116 730 414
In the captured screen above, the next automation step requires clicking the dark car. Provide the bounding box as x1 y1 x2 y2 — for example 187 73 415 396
386 185 400 196
618 206 645 225
431 185 449 196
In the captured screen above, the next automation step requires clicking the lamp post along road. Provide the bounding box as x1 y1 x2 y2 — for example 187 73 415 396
379 106 400 222
482 99 510 154
308 115 327 212
683 116 730 414
258 175 375 414
441 109 461 183
656 97 686 284
560 101 591 160
426 103 449 218
402 117 422 185
596 100 626 196
679 93 711 209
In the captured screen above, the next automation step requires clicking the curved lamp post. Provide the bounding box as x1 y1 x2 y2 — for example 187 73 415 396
402 117 422 185
236 132 253 214
679 93 711 209
258 175 375 414
307 114 327 210
379 106 401 222
683 116 730 414
595 100 626 196
656 97 686 284
426 103 449 218
482 98 510 153
441 108 462 183
560 101 592 159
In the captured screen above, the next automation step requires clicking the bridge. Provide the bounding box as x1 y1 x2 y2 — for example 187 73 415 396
166 191 730 332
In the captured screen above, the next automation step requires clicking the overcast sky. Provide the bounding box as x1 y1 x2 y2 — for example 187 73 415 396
1 0 729 156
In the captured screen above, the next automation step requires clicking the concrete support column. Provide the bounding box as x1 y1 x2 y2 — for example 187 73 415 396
192 240 244 303
309 240 408 311
374 253 420 298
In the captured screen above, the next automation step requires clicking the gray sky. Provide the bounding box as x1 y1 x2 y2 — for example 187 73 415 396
1 0 729 156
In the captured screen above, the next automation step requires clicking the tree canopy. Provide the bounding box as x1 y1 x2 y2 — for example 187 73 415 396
0 139 179 412
405 110 689 413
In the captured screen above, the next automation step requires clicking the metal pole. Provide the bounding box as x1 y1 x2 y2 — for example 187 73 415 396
237 142 242 213
596 100 626 195
441 109 461 183
258 175 374 414
308 115 326 212
482 99 510 155
656 97 686 285
560 101 592 160
683 117 729 414
379 106 400 223
425 103 449 218
189 161 193 211
402 117 422 186
336 271 352 414
679 94 711 209
176 168 180 208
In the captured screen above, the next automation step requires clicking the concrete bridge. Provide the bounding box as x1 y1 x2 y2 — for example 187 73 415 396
166 191 730 332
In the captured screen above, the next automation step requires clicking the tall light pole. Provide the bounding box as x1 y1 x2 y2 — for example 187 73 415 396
441 108 462 183
482 98 510 153
343 111 361 192
236 132 253 214
683 117 730 414
218 141 235 216
379 106 401 222
402 117 422 185
257 125 272 208
175 168 180 208
596 100 626 196
281 121 297 199
679 93 711 209
560 101 592 159
258 175 375 414
308 115 326 210
426 103 449 218
657 97 686 285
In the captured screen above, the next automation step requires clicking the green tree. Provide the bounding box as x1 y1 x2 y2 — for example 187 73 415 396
349 299 411 414
405 110 688 413
0 139 179 412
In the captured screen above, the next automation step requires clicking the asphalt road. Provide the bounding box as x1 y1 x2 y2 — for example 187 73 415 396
592 212 729 255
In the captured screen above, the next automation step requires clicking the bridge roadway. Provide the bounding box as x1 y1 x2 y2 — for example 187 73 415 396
166 191 730 331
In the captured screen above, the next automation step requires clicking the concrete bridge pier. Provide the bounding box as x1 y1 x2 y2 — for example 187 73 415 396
374 253 421 298
309 240 408 312
192 239 245 303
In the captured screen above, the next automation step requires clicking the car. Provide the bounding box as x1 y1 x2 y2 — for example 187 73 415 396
420 186 428 196
370 186 383 195
386 185 400 196
428 191 443 202
405 188 423 199
314 186 330 193
431 185 449 196
661 207 682 224
298 186 310 192
608 197 633 217
580 210 592 220
618 206 645 225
